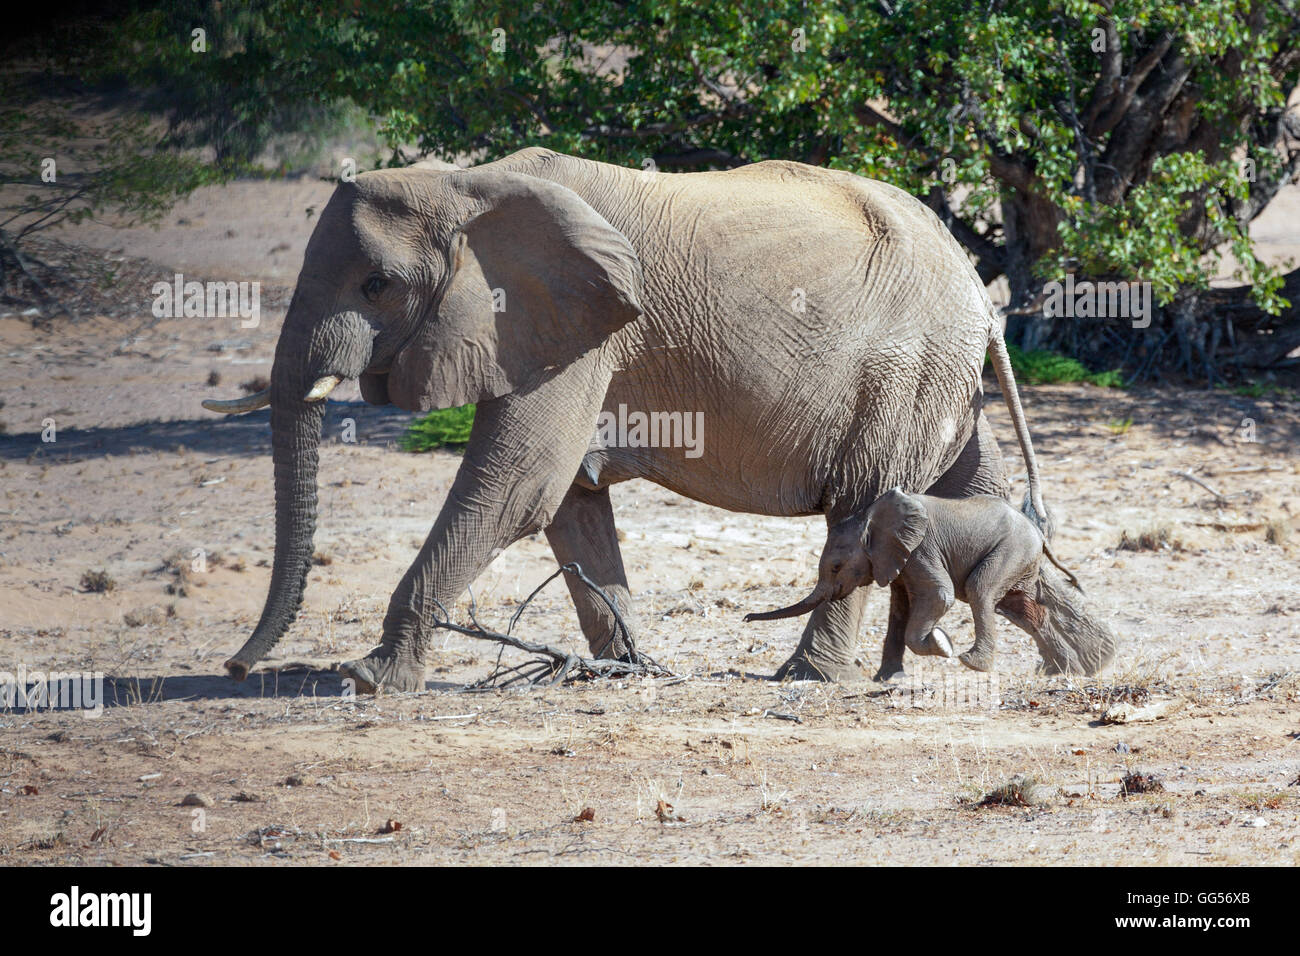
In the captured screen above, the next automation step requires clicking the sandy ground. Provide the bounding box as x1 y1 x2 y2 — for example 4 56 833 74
1 177 1299 866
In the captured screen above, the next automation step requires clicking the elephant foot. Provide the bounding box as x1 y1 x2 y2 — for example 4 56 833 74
906 627 954 658
338 652 426 695
774 651 865 683
873 661 907 683
958 648 994 672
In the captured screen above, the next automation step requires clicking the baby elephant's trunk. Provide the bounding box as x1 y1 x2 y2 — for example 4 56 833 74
744 583 834 622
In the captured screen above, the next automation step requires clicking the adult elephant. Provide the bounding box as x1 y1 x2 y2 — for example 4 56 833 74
204 147 1053 692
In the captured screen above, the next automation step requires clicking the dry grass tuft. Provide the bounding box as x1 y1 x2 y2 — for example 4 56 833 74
1265 518 1291 545
978 774 1055 807
1117 524 1185 552
1119 770 1165 796
79 569 115 593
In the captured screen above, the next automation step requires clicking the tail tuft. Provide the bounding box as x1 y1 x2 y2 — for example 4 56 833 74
1020 491 1057 543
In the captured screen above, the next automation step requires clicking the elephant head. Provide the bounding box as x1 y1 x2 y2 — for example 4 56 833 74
204 166 644 678
744 488 928 621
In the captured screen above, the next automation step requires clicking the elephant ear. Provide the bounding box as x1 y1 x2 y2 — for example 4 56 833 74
864 488 929 587
386 171 644 412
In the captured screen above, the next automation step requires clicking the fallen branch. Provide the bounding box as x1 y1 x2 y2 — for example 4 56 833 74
1170 470 1231 506
428 562 673 690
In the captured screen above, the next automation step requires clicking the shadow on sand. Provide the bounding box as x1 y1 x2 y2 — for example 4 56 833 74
0 401 420 462
3 666 465 713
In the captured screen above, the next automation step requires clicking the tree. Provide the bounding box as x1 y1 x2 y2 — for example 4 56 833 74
85 1 1300 376
0 16 215 317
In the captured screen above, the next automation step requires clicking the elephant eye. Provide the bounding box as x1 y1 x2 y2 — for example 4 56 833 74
362 275 388 300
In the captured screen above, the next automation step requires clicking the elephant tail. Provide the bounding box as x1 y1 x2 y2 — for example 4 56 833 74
1042 541 1083 593
986 323 1053 540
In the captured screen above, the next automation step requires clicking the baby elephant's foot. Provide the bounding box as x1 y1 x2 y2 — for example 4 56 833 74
906 627 954 658
958 647 994 672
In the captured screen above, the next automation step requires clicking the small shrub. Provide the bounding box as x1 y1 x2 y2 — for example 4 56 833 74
401 404 476 451
1120 771 1165 796
979 774 1055 807
80 569 115 593
123 604 175 627
240 376 270 393
1117 524 1184 552
1240 791 1288 811
1003 344 1124 388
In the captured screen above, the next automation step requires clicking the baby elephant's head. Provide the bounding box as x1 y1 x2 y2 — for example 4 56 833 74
744 488 929 622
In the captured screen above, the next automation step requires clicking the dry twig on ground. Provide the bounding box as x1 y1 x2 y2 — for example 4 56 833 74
427 562 672 689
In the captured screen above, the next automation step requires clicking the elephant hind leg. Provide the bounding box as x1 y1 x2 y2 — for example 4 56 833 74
996 588 1047 633
957 554 1022 671
958 595 1001 672
544 483 636 658
1024 566 1118 675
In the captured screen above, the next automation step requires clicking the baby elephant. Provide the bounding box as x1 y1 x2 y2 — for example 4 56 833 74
746 488 1082 672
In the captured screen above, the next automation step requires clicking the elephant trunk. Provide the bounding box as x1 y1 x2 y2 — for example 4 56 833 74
224 355 326 680
744 582 835 622
224 294 374 680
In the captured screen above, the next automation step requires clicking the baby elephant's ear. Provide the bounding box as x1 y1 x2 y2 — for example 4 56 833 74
864 489 928 587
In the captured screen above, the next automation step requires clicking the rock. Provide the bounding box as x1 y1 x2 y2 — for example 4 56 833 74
1103 698 1185 724
180 792 213 807
123 604 173 627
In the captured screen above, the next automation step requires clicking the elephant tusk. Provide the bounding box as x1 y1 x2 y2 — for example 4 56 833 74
303 375 342 402
202 389 271 414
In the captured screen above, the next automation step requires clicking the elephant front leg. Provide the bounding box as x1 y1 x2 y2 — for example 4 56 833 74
544 483 636 659
340 360 614 694
875 583 910 682
775 588 868 682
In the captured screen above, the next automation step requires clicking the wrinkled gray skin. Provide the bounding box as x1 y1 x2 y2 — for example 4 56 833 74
204 147 1053 692
746 489 1117 677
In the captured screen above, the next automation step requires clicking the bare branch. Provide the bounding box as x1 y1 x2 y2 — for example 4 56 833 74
427 562 673 690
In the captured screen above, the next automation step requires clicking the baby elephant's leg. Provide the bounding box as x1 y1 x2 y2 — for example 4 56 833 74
923 625 955 658
876 584 910 682
959 595 1000 672
901 572 955 659
958 548 1033 671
